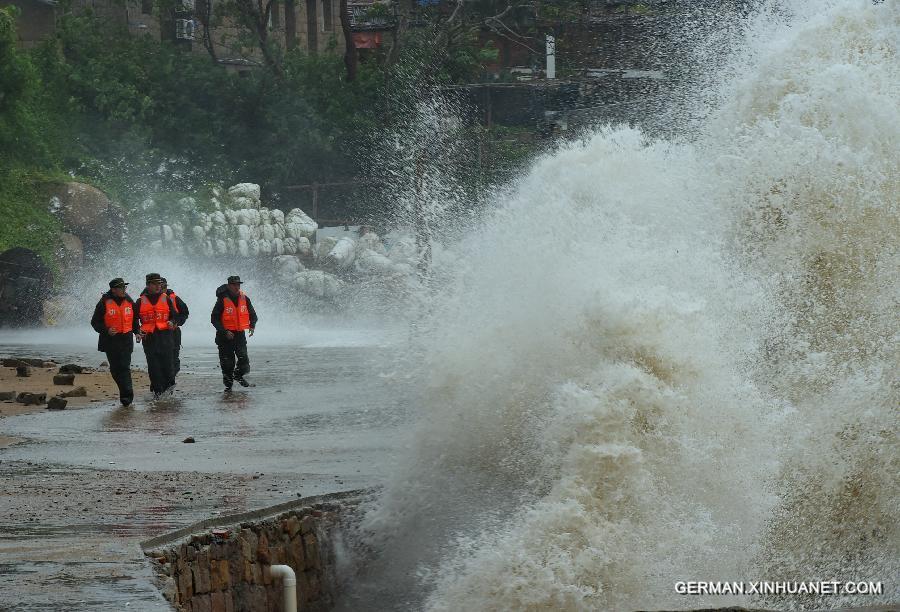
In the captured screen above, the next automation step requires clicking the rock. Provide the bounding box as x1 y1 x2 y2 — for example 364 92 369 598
16 365 31 377
227 183 261 202
0 391 15 400
16 392 46 406
0 249 53 327
53 373 75 385
59 386 87 398
183 436 195 443
46 397 67 410
59 363 86 374
56 233 85 272
99 361 108 367
49 182 126 251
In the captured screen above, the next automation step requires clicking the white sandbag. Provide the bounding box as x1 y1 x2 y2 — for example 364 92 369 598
273 224 285 239
224 209 238 225
226 238 237 255
150 239 163 250
247 209 261 226
233 196 256 210
326 237 356 269
296 236 312 256
260 225 275 241
214 239 226 255
237 240 249 257
270 209 284 225
272 237 284 255
161 225 174 242
358 231 385 254
213 225 228 240
248 239 260 257
273 255 302 278
177 197 196 212
315 236 338 260
171 221 184 241
259 208 271 224
249 225 261 240
234 224 251 241
293 270 342 298
192 226 206 242
228 183 261 202
203 240 215 257
211 211 227 226
258 239 272 255
285 208 317 234
283 237 297 254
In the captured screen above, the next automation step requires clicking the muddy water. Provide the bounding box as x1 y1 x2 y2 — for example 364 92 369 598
0 324 412 610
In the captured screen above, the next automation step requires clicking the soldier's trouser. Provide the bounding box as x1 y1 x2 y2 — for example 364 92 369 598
144 345 175 395
173 328 182 377
218 342 249 387
105 350 133 404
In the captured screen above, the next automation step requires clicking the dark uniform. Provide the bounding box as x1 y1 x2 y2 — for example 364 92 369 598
210 276 258 390
90 279 139 406
137 273 184 396
161 283 189 376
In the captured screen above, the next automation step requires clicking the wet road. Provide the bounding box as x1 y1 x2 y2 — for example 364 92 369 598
0 324 412 610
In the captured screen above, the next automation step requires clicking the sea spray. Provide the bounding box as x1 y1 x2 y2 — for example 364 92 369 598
349 0 899 610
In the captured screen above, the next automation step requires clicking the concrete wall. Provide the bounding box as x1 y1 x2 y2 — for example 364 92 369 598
143 491 364 612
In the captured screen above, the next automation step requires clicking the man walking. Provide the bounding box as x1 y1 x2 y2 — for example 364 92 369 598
211 275 258 391
159 277 189 377
90 278 138 406
137 273 179 397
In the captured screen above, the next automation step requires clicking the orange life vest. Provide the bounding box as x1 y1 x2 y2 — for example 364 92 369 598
221 292 251 332
167 289 180 314
139 295 171 333
103 298 134 334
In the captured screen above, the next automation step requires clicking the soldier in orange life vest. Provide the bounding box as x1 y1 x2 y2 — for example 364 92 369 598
210 275 258 391
90 278 139 406
159 277 189 378
137 272 179 397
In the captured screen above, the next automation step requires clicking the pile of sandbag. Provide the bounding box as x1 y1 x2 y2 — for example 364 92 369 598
150 183 319 258
272 255 344 299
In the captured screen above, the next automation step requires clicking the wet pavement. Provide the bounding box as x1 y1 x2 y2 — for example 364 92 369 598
0 324 412 610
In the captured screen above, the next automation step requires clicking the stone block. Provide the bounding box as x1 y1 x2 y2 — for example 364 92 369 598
305 569 321 600
59 386 87 397
16 365 31 377
177 566 194 600
251 563 262 585
53 373 75 385
240 529 257 559
0 391 15 400
299 515 315 535
217 559 231 590
16 392 46 405
304 533 320 569
210 591 226 612
209 560 221 591
192 560 211 594
46 397 67 410
292 535 306 568
256 532 270 563
58 363 85 374
224 592 234 612
191 594 212 612
261 563 272 585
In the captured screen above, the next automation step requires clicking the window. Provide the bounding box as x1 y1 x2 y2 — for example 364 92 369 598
321 0 332 31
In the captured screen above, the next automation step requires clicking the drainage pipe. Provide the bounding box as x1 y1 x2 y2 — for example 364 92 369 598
270 564 297 612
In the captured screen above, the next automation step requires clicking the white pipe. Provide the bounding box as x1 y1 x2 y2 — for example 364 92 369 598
270 565 297 612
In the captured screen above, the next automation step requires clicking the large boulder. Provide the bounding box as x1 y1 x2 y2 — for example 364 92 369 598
55 233 84 273
49 182 126 251
0 248 51 327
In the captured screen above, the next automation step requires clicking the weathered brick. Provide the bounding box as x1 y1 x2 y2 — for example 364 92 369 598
299 515 315 535
210 591 226 612
303 533 320 570
191 594 212 612
223 591 234 612
256 532 270 563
